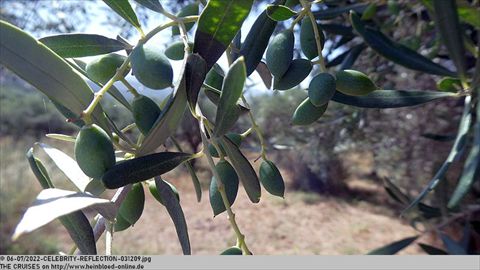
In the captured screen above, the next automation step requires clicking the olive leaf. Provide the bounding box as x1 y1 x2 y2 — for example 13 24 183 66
102 152 195 189
60 211 97 255
350 12 456 77
37 143 91 192
382 177 410 205
432 0 466 78
256 61 272 89
403 96 472 214
154 177 191 255
320 23 354 37
149 179 180 206
194 0 253 69
137 58 188 156
26 148 54 189
437 76 462 92
240 10 278 76
214 57 247 136
170 137 202 202
440 233 467 255
448 99 480 209
26 149 98 254
12 189 115 241
185 53 207 113
326 48 351 68
331 90 457 108
418 243 448 255
313 3 368 20
367 236 418 255
231 30 242 61
421 133 456 142
102 0 142 31
133 0 163 13
266 4 297 21
203 85 250 114
39 34 126 58
0 21 110 133
220 136 261 203
338 43 366 70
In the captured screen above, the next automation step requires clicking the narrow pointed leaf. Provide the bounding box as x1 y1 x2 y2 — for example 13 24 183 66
102 0 141 30
320 24 354 37
448 99 480 209
186 53 207 113
350 12 456 77
339 43 366 70
170 137 202 202
367 236 418 255
433 0 466 77
256 61 272 89
59 211 97 255
231 30 241 61
220 136 261 203
383 177 410 204
440 233 467 255
214 57 247 136
137 59 188 156
13 189 114 241
266 5 296 21
437 76 462 92
39 34 125 58
133 0 163 13
418 243 448 255
0 21 109 132
421 133 456 142
203 86 250 114
331 90 457 108
326 48 351 68
240 10 278 76
26 148 54 189
37 143 90 192
155 177 191 255
26 149 97 254
403 96 472 214
102 152 194 189
194 0 253 69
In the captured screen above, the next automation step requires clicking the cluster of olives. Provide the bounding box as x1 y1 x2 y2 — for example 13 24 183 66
265 17 378 126
75 40 183 230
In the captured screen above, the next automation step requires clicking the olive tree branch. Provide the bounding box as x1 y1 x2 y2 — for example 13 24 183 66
241 96 268 160
198 113 252 255
82 16 199 122
300 0 327 72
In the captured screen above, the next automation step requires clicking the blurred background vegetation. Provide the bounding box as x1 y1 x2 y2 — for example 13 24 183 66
0 0 478 254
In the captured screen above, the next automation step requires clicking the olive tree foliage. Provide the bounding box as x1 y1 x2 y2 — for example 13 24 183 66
0 0 479 255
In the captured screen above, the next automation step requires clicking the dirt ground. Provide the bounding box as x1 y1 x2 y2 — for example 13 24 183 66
90 170 424 255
